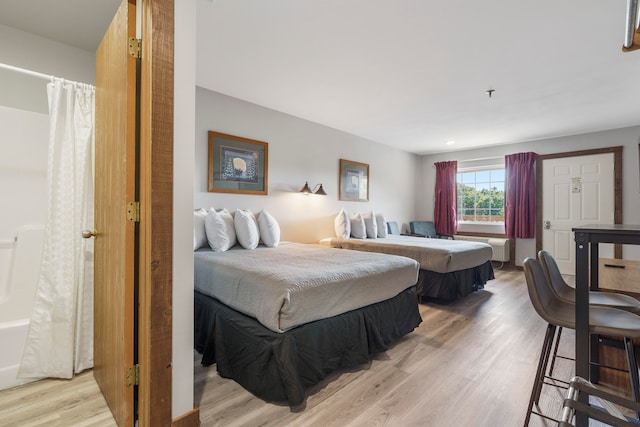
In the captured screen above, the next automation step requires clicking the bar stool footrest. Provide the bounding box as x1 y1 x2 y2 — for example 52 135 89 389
560 376 640 427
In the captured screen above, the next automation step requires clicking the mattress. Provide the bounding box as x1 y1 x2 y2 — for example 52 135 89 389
321 235 493 273
194 242 419 332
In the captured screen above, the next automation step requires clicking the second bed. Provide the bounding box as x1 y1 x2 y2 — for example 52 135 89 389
320 234 495 300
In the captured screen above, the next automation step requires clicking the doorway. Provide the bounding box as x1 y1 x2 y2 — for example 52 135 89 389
93 0 182 425
535 146 622 275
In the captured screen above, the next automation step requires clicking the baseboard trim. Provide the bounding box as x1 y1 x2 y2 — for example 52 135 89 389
172 406 200 427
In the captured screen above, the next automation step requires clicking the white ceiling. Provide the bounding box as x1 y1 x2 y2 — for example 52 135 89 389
3 0 640 155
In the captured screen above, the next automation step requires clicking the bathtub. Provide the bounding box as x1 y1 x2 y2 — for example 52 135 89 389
0 226 44 390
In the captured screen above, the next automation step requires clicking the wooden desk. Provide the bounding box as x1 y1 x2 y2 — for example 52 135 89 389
573 224 640 427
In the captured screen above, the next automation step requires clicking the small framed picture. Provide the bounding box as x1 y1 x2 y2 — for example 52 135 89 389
339 159 369 202
208 131 268 195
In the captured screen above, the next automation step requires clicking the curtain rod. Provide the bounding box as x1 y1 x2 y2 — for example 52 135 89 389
0 62 52 81
459 156 504 163
0 62 91 87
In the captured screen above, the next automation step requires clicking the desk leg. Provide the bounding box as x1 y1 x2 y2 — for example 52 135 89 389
590 243 600 383
575 232 590 427
590 242 599 291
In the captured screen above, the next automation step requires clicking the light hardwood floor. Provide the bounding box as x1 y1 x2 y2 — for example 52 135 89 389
0 268 622 426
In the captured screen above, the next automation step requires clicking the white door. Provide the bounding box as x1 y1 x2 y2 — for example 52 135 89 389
542 153 615 275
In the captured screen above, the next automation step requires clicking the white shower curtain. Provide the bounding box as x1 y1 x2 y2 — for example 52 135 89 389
18 78 95 378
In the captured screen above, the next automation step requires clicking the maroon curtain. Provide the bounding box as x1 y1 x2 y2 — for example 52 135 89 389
434 161 457 235
505 152 538 238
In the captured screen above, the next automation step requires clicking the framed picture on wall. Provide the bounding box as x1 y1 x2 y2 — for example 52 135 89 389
208 131 268 195
339 159 369 202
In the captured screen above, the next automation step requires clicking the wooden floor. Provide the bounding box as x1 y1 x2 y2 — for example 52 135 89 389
0 268 630 426
0 369 117 427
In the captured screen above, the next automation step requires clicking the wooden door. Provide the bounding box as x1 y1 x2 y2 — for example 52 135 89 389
541 153 615 274
94 1 138 425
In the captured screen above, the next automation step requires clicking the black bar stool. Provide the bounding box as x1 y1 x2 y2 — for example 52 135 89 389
539 250 640 379
523 257 640 425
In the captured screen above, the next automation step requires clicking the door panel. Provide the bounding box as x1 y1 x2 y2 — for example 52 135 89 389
94 0 137 425
554 231 571 260
542 153 614 274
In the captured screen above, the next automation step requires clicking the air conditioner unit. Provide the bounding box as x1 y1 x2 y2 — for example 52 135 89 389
455 235 510 262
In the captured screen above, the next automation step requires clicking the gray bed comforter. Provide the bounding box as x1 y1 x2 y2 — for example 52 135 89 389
194 242 419 332
323 235 492 273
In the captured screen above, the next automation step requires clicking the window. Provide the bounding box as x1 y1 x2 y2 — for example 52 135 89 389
457 168 505 223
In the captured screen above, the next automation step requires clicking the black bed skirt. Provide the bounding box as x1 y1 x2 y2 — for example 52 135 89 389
416 260 495 301
194 287 422 406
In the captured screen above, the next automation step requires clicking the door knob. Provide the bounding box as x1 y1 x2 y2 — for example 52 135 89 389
543 221 551 230
82 230 97 239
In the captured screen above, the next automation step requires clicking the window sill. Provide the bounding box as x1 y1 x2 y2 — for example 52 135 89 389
458 221 504 226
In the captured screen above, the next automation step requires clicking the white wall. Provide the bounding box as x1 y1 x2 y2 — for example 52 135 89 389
195 88 421 242
0 106 49 239
418 126 640 264
173 0 196 418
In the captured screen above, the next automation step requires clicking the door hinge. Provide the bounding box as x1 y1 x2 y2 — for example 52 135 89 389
126 364 140 387
128 37 141 58
127 201 140 222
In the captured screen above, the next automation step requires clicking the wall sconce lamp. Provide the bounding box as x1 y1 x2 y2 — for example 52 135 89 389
300 181 327 196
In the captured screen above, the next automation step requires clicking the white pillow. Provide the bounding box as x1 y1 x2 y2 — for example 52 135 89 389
334 208 351 239
257 210 280 247
376 213 388 238
205 208 236 252
234 209 260 249
193 208 208 250
350 212 367 239
363 211 378 239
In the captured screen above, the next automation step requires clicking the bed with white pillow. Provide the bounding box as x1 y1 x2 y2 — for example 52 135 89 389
324 209 495 300
192 208 422 406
